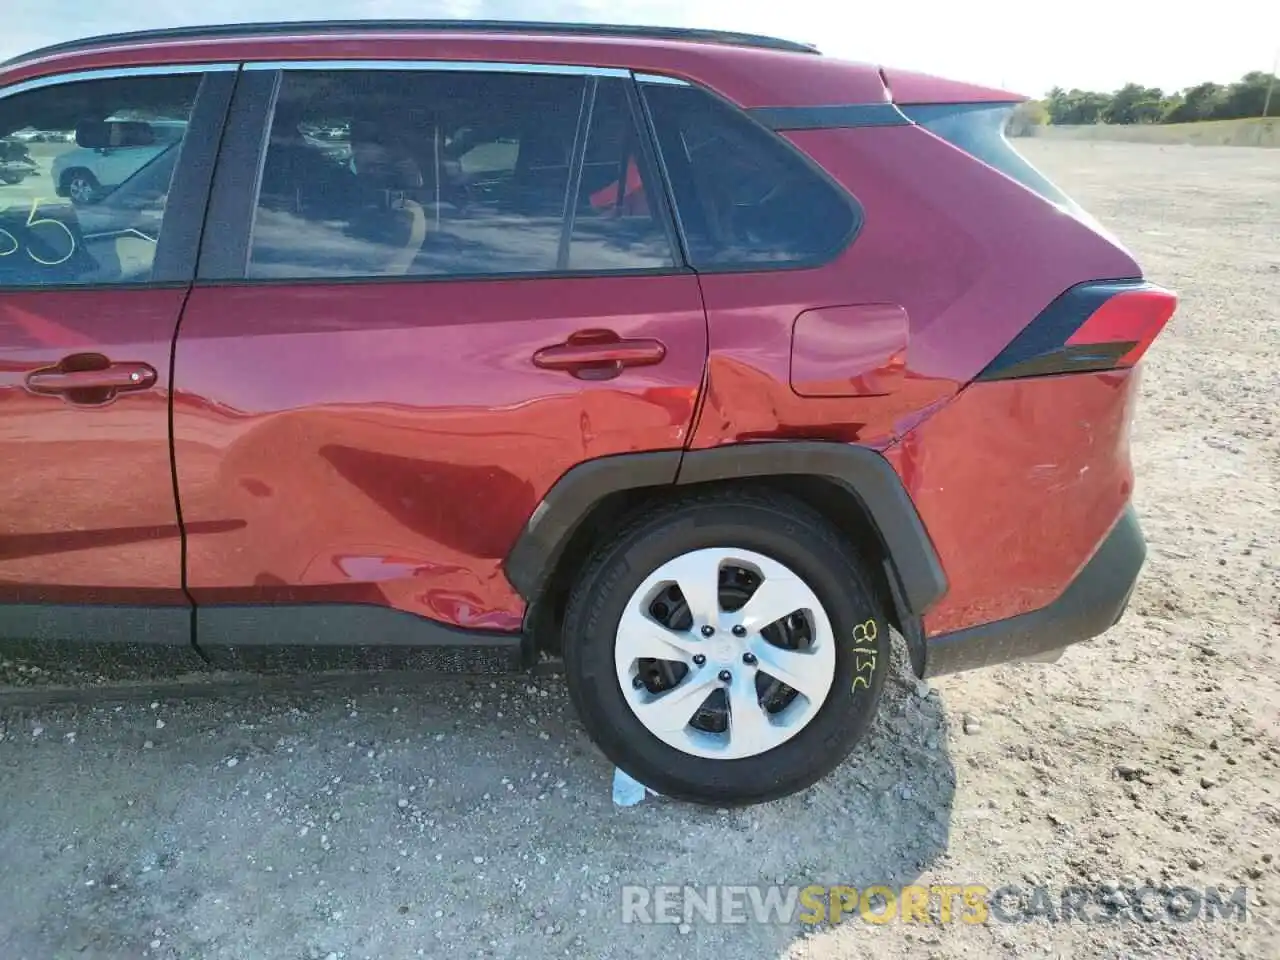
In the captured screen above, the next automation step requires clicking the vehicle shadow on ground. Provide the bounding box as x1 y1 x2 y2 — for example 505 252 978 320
0 644 955 960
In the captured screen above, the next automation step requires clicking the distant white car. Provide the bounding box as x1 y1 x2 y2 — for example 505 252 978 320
51 118 186 204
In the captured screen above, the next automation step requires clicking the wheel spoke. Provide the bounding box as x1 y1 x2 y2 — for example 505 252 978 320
631 673 718 734
737 576 808 631
616 614 699 664
749 637 828 701
662 551 724 625
727 673 774 751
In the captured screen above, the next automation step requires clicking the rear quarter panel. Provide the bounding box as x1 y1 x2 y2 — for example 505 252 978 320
886 367 1140 635
689 120 1144 636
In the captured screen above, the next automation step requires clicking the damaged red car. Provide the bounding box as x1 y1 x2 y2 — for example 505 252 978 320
0 20 1174 804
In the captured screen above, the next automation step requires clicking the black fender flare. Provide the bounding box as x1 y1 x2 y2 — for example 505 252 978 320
503 441 946 623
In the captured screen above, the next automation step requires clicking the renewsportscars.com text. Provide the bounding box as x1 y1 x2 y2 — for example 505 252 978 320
620 883 1250 926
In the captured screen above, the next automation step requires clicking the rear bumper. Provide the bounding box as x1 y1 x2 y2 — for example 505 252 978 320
922 504 1145 677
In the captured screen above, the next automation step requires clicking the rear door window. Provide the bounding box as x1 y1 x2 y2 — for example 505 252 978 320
247 70 675 280
640 81 858 270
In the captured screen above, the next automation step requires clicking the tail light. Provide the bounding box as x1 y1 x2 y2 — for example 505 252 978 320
976 280 1177 381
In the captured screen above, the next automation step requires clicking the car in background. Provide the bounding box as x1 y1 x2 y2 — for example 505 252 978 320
11 128 74 142
0 137 37 184
50 117 186 204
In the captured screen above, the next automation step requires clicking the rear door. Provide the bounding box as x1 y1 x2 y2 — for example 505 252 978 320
0 65 232 641
173 62 707 644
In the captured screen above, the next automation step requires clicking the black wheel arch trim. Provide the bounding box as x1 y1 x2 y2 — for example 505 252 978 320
502 449 683 608
502 441 948 620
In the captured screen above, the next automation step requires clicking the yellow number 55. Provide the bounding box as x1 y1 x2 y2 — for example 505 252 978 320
0 198 76 267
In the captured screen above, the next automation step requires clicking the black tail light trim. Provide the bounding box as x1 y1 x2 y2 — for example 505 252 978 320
976 279 1174 382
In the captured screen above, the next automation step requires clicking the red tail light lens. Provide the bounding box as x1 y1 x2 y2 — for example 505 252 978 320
1066 285 1177 368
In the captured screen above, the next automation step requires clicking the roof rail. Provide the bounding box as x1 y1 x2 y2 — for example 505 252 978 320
2 20 821 68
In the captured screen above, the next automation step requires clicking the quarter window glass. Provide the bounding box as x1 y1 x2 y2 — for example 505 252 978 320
641 83 856 269
0 73 201 287
248 71 674 280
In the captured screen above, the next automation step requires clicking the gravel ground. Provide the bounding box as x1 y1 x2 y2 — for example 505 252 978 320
1 140 1277 959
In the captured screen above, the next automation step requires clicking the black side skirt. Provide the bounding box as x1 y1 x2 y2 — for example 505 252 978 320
0 603 523 678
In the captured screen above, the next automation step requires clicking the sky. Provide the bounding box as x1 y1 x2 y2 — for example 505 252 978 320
4 0 1278 98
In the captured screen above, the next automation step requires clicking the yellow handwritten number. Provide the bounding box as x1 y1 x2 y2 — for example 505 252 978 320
0 199 76 266
25 198 75 266
851 618 879 691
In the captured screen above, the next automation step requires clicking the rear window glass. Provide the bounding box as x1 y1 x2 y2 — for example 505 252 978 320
901 103 1085 215
248 71 674 280
641 83 858 270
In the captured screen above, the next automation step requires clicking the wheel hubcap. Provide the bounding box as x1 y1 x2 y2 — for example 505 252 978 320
614 547 835 760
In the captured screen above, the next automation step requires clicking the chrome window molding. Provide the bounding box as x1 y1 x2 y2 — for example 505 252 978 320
0 62 237 100
634 73 690 86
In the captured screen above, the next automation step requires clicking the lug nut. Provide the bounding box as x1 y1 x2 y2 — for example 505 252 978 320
742 652 757 665
718 670 733 683
732 625 747 637
700 625 715 637
692 654 706 666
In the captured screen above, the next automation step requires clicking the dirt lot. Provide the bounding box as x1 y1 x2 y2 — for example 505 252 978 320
1 140 1277 960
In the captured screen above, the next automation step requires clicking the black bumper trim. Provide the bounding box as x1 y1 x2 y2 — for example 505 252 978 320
923 505 1146 677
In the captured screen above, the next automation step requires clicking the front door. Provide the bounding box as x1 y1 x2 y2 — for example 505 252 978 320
172 63 707 642
0 65 232 640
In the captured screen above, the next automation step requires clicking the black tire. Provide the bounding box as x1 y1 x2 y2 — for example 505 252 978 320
562 488 890 806
62 169 100 205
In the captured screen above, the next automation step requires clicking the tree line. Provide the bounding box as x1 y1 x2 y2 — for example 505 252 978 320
1024 71 1276 125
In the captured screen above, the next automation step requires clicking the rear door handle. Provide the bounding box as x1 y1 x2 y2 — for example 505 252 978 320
25 356 157 403
532 331 666 380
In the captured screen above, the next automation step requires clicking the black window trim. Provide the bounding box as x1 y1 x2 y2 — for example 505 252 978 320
150 71 238 283
633 74 866 275
0 63 237 292
199 59 693 286
747 102 911 131
197 68 279 281
556 77 596 271
623 76 686 268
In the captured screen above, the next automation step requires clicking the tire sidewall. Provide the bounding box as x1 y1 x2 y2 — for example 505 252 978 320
565 500 890 804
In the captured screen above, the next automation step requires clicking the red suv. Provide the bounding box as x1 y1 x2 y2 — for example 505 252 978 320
0 21 1174 804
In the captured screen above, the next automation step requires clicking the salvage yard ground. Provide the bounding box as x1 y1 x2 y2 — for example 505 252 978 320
1 140 1277 960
